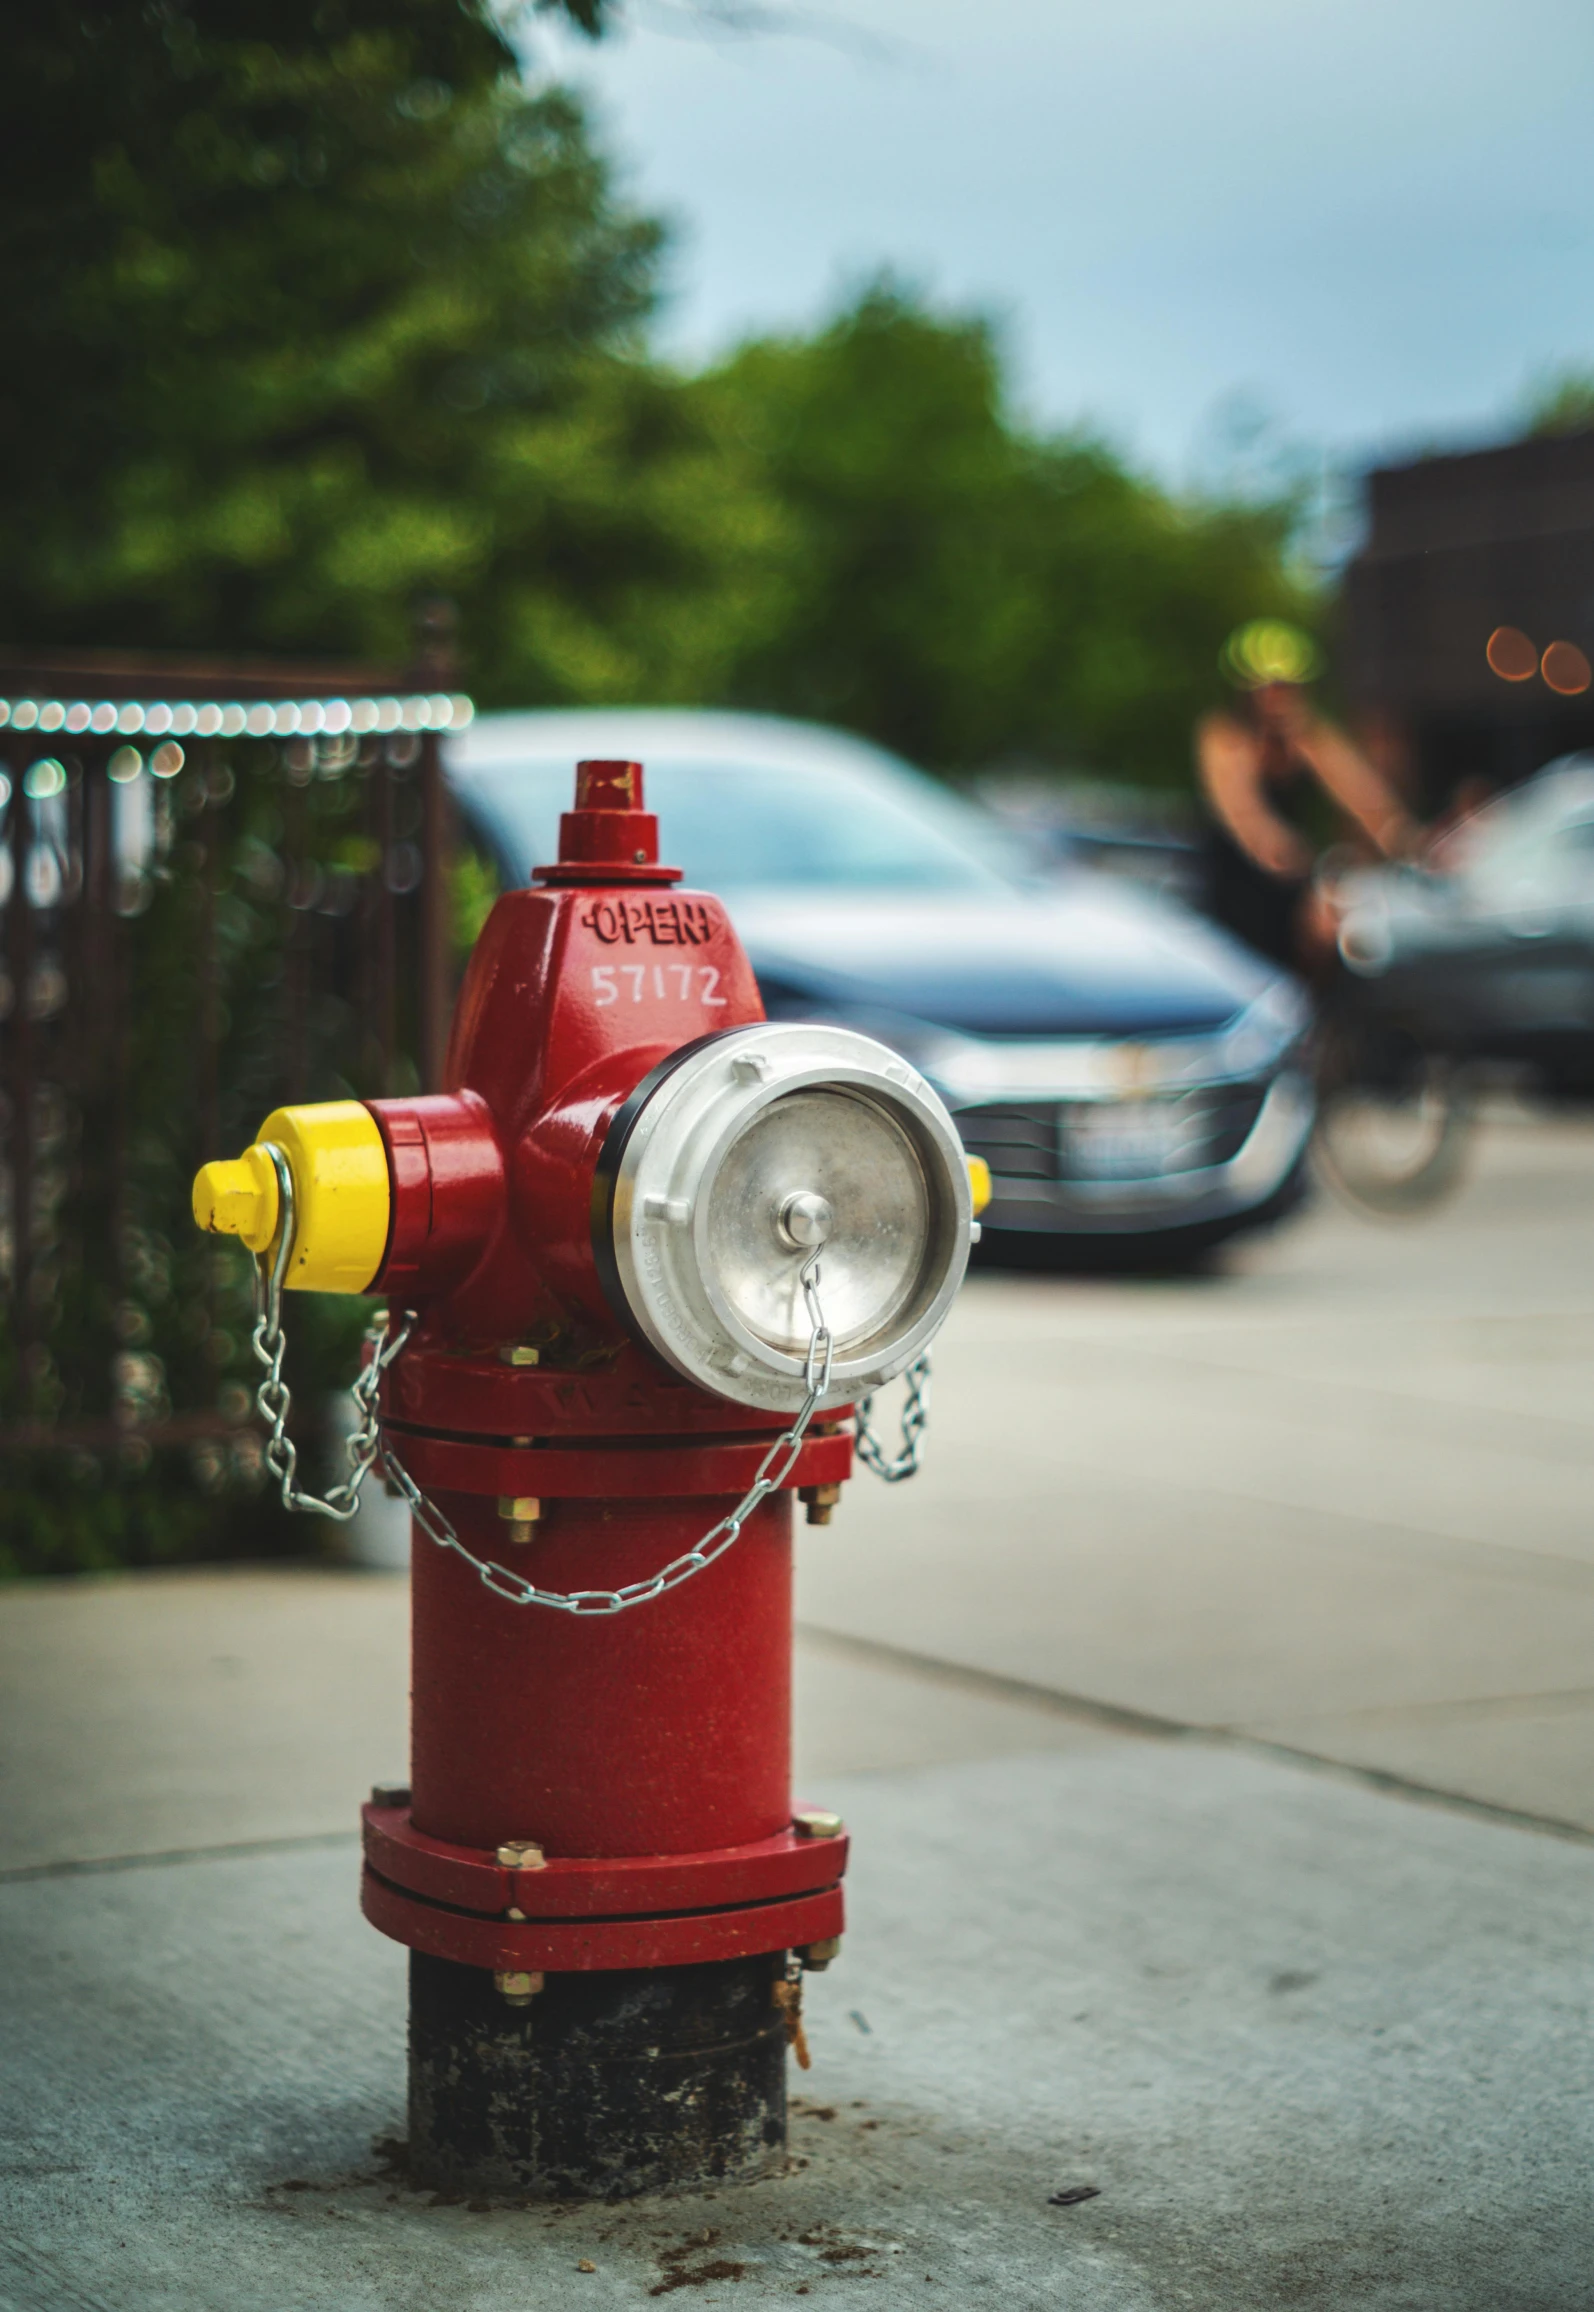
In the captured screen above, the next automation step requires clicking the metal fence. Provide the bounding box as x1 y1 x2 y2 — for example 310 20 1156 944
0 651 469 1572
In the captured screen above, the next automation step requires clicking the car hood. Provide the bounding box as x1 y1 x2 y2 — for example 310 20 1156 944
728 882 1275 1041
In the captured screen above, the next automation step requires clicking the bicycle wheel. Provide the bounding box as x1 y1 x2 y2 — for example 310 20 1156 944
1311 1006 1472 1216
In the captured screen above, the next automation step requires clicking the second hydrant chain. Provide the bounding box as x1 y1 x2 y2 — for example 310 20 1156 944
852 1353 931 1482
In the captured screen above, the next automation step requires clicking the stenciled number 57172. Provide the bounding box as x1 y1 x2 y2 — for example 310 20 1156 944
591 964 728 1007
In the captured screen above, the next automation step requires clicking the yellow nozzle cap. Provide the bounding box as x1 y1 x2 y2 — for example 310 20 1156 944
191 1101 391 1295
193 1145 281 1252
966 1154 992 1217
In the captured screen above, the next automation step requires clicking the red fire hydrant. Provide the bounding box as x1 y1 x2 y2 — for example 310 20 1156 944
193 761 981 2197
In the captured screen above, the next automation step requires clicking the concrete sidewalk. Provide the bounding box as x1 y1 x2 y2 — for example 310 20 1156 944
3 1709 1590 2311
2 1570 1591 2310
803 1108 1594 1836
0 1570 1103 1879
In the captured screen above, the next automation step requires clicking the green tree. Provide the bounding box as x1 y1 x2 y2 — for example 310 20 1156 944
0 1 784 704
709 285 1319 786
1523 367 1594 438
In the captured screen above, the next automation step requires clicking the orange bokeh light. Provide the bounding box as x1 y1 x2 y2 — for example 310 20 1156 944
1486 626 1539 681
1542 640 1593 697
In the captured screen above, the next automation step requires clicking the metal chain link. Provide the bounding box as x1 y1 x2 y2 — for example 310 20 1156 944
249 1147 413 1520
248 1140 932 1610
852 1355 932 1483
377 1252 836 1617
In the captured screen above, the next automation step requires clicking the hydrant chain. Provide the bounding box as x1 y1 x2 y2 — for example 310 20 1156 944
249 1135 932 1603
248 1146 414 1522
853 1353 933 1483
375 1249 838 1616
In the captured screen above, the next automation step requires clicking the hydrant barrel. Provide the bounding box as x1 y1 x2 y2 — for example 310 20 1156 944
193 756 974 2199
409 1492 793 1858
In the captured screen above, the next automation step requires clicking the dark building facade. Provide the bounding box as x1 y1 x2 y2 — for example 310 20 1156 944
1344 427 1594 810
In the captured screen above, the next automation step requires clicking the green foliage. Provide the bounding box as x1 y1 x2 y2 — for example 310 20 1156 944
707 286 1320 786
1523 367 1594 438
450 842 501 961
0 1 785 704
0 19 1311 790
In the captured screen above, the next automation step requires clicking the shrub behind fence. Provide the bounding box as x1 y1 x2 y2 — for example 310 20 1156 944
0 653 467 1575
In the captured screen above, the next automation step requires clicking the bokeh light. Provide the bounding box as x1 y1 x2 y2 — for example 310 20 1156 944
1221 620 1322 688
1486 626 1538 681
23 757 67 799
1541 640 1592 697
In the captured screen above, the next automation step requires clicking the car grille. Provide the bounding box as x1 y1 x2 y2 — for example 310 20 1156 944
958 1084 1270 1186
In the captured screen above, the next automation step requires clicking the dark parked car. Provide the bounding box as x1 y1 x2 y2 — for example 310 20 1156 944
447 709 1314 1257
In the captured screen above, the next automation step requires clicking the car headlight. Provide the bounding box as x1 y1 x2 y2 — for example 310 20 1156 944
1219 978 1311 1072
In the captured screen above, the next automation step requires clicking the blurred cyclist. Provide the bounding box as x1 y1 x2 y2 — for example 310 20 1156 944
1197 619 1420 971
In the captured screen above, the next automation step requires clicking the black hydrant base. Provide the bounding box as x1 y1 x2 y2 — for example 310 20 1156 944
407 1950 789 2200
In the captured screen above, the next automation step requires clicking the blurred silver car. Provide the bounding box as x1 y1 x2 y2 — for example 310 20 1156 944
447 709 1314 1256
1335 753 1594 1092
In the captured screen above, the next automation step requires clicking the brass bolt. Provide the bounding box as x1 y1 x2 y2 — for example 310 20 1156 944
498 1344 540 1367
793 1808 844 1840
801 1937 842 1971
799 1483 842 1527
497 1495 541 1542
494 1969 544 2007
496 1839 547 1870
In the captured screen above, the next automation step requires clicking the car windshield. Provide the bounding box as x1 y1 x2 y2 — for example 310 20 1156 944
459 752 1024 896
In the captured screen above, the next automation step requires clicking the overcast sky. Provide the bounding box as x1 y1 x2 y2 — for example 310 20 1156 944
537 0 1594 487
